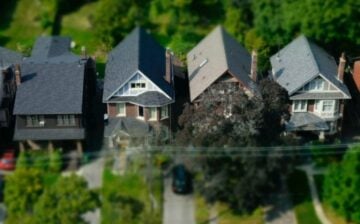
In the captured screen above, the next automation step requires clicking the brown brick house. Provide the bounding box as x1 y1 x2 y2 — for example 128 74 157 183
103 27 175 147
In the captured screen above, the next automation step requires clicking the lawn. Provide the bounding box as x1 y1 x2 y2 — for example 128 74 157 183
287 170 321 224
0 0 54 54
101 167 163 224
195 194 264 224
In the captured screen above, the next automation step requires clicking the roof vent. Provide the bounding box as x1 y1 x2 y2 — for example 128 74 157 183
199 59 208 68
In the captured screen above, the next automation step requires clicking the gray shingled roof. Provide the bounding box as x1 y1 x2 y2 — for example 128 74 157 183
14 128 85 140
187 25 256 102
270 35 350 98
0 47 23 69
290 92 346 100
104 117 151 138
14 62 85 115
109 91 173 107
286 112 329 131
27 36 79 63
103 27 174 103
13 36 85 115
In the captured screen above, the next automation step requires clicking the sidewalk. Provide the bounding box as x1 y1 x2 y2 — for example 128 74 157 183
297 164 331 224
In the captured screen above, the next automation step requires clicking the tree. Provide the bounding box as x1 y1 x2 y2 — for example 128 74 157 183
34 175 99 224
323 146 360 223
93 0 149 47
49 149 62 172
4 169 44 220
176 80 292 212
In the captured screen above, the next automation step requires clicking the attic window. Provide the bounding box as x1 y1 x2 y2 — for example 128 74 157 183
130 82 146 89
199 59 208 68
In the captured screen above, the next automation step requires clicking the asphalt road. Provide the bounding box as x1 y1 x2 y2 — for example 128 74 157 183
162 177 195 224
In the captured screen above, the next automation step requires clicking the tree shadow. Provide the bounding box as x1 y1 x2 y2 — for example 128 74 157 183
0 0 18 46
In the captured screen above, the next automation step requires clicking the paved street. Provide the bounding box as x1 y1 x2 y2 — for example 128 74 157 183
163 177 195 224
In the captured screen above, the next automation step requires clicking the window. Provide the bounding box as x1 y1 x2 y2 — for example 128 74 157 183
57 115 76 126
149 107 157 120
116 103 125 116
130 82 146 89
304 78 324 91
293 100 307 112
322 100 334 112
161 106 169 119
138 106 144 118
26 115 45 127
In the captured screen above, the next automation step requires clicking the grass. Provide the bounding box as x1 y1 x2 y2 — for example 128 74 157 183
0 0 53 54
195 194 264 224
287 170 322 224
101 167 163 224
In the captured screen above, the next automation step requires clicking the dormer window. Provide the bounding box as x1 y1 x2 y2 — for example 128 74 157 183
130 82 146 89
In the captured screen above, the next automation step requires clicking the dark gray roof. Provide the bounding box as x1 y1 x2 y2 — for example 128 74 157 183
14 128 85 140
109 91 173 107
103 27 174 102
270 35 350 98
27 36 79 63
187 25 256 101
104 117 151 138
286 112 329 131
0 47 23 69
290 92 347 100
14 62 85 115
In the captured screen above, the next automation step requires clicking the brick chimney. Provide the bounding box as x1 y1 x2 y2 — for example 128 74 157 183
337 52 346 82
165 49 172 84
15 64 21 86
353 60 360 92
250 50 258 82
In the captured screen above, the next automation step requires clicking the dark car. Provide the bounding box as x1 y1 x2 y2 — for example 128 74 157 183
172 164 192 194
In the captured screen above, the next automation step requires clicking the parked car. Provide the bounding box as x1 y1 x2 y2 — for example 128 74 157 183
172 164 192 194
0 149 15 170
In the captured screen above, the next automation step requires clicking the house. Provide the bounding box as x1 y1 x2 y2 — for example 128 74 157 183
13 36 96 151
0 47 23 129
103 27 175 147
270 35 351 139
187 25 257 103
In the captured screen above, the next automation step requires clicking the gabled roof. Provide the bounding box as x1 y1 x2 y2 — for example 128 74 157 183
26 36 79 63
103 27 174 102
0 47 23 69
14 62 85 115
187 25 255 102
14 36 85 115
270 35 350 98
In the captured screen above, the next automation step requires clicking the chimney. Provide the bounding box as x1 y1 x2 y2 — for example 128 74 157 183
353 61 360 92
251 50 258 82
337 52 346 82
81 46 87 59
165 49 172 84
15 64 21 86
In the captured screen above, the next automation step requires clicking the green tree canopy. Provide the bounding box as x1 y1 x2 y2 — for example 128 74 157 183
323 146 360 223
34 175 99 224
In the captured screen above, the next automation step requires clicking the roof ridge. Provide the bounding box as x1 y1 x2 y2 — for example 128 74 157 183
302 36 321 74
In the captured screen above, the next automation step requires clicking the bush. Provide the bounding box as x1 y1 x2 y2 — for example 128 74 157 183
16 151 29 170
49 149 62 172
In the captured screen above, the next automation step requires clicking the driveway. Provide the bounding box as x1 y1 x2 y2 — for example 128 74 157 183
163 177 195 224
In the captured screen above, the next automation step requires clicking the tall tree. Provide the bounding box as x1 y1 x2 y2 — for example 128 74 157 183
176 79 292 211
323 146 360 223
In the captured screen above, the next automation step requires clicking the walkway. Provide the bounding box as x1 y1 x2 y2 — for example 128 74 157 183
298 165 331 224
264 179 297 224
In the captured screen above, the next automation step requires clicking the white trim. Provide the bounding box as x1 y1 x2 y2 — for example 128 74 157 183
106 70 173 101
107 99 174 108
160 105 169 120
318 73 350 98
